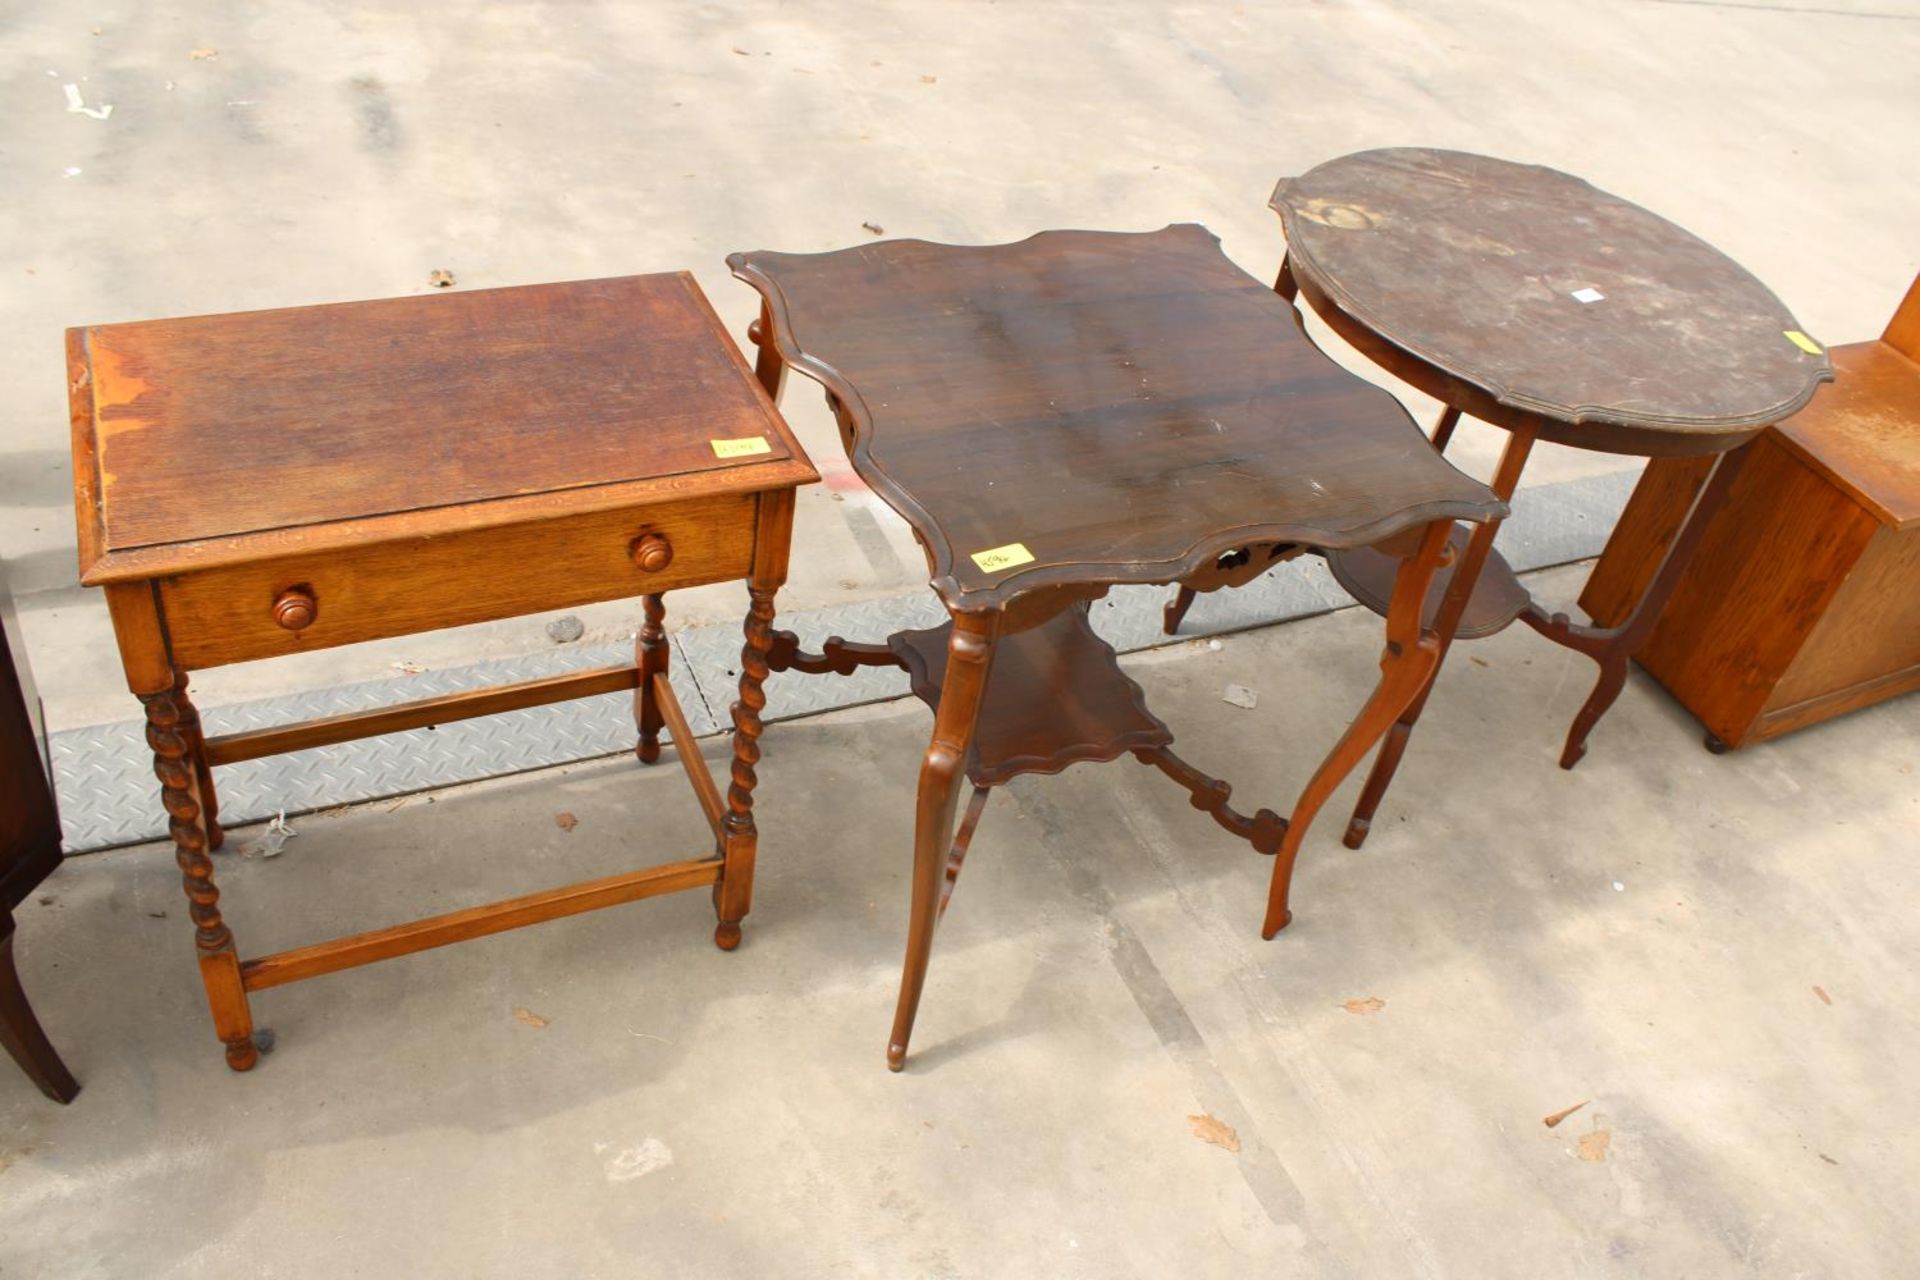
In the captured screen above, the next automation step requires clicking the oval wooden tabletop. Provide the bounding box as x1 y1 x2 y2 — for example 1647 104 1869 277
729 225 1505 610
1272 148 1832 442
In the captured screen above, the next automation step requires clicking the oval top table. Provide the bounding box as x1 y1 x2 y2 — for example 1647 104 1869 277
1265 147 1833 848
729 224 1506 1068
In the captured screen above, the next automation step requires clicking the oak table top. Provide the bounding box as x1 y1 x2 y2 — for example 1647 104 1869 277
71 272 813 584
731 224 1504 1069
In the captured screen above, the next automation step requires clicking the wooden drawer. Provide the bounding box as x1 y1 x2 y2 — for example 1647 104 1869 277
160 491 760 669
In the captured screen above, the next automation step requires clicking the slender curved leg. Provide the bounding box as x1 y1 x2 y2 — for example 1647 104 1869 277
1429 406 1461 453
0 914 79 1103
634 593 668 764
1343 427 1536 849
144 679 256 1070
889 610 1000 1072
1264 521 1453 938
1162 585 1197 635
1529 442 1752 769
713 587 775 951
174 670 222 851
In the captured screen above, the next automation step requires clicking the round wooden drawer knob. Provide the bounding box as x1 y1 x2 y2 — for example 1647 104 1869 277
631 533 674 573
272 587 318 631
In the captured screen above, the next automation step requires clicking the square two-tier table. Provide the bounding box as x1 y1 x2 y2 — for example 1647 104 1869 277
1253 148 1832 848
728 225 1505 1070
68 274 816 1071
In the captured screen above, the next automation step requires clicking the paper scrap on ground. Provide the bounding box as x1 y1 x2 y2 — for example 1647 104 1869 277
1187 1114 1241 1152
1570 287 1604 304
605 1137 674 1182
244 811 296 859
63 84 113 119
1222 684 1258 710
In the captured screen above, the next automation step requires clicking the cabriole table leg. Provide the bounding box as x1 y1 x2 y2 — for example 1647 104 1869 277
888 609 1000 1072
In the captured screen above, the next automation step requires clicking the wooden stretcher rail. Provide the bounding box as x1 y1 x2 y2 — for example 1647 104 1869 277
653 671 726 838
239 856 723 991
204 664 644 765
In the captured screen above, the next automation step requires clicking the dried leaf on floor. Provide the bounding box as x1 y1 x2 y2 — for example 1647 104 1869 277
1812 985 1832 1005
861 221 885 235
1341 996 1385 1016
1187 1114 1240 1152
554 812 579 832
1542 1100 1588 1128
1470 656 1490 667
731 47 750 55
428 269 456 288
514 1007 550 1029
1577 1128 1611 1162
190 48 218 60
920 74 937 83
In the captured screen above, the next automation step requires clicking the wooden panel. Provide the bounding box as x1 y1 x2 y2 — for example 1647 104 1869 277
75 274 798 555
1767 522 1920 711
1578 455 1715 628
1631 433 1877 746
1770 342 1920 531
1883 273 1920 360
1754 663 1920 744
161 492 755 668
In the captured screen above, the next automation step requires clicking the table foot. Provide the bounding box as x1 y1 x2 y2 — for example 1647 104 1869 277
635 593 668 765
0 919 80 1103
145 682 259 1072
714 587 776 943
1704 732 1732 755
1341 816 1371 850
887 613 998 1073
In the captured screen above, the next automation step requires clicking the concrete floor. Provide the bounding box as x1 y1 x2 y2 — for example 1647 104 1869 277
4 565 1918 1277
5 0 1919 729
5 2 1920 1276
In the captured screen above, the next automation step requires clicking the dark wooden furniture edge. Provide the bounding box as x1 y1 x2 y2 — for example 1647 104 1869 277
728 229 1508 610
1270 176 1834 442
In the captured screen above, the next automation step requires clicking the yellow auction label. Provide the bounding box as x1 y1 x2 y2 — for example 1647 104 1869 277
710 436 773 458
1783 330 1823 355
970 542 1035 573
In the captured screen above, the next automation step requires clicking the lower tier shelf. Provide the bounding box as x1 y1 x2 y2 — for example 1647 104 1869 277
1325 522 1529 639
889 605 1172 787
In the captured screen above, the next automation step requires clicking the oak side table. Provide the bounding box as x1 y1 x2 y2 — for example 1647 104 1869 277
729 225 1505 1069
68 274 816 1071
1258 148 1832 847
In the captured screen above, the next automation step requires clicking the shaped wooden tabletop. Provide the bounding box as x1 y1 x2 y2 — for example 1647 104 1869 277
729 225 1503 610
70 273 814 583
1273 148 1832 441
